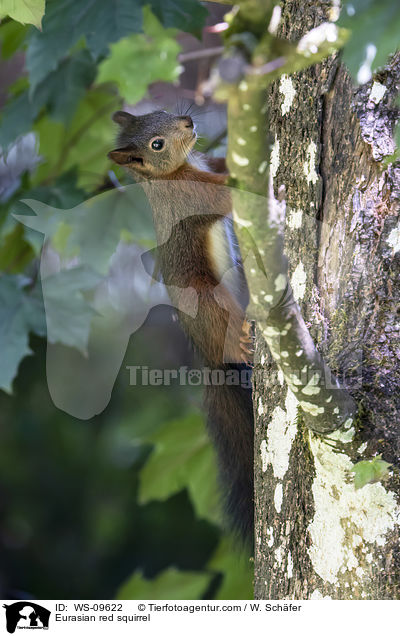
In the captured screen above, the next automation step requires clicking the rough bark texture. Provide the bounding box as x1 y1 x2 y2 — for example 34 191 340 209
254 1 400 599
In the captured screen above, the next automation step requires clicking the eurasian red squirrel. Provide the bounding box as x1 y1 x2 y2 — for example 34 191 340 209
108 110 254 540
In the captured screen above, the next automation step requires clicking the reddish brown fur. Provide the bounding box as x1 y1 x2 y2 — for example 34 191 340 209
108 111 254 538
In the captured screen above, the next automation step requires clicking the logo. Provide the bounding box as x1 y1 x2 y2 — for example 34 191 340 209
3 603 50 633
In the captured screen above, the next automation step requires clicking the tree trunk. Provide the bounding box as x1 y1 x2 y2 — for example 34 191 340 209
254 1 400 599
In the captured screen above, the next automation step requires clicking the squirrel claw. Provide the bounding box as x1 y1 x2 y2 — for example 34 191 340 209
239 320 255 364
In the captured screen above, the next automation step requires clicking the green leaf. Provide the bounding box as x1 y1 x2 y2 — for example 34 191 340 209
208 538 253 599
16 183 155 271
351 455 392 490
5 169 86 253
96 8 181 104
139 413 221 526
0 20 29 59
26 0 143 91
0 0 45 28
64 186 155 273
339 0 400 81
0 90 41 148
41 265 102 352
149 0 208 38
0 275 46 392
0 223 35 272
117 567 212 600
31 50 97 123
0 51 98 147
32 88 120 189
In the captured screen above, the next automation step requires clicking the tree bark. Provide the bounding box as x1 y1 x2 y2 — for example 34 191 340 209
254 1 400 599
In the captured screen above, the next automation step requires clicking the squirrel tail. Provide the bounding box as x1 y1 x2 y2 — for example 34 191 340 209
204 363 254 541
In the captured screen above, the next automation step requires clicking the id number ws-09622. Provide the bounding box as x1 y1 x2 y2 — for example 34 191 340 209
74 604 123 612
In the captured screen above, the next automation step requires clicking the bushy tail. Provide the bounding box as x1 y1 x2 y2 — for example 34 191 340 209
204 364 254 541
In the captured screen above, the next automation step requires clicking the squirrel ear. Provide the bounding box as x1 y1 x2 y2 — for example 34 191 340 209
112 110 136 126
108 146 143 166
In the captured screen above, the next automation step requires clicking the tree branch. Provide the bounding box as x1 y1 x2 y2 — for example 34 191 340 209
218 0 356 433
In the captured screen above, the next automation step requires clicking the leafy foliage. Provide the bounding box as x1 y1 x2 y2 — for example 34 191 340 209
0 275 45 391
139 413 221 526
32 49 98 123
0 89 42 149
117 567 212 600
351 455 392 490
0 0 218 599
97 8 181 104
339 0 400 81
26 0 206 93
0 20 29 59
32 87 120 189
41 265 102 352
26 0 144 90
208 538 253 599
0 0 45 28
0 0 397 603
149 0 208 38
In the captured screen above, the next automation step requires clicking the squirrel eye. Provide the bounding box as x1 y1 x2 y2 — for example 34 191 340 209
150 138 165 151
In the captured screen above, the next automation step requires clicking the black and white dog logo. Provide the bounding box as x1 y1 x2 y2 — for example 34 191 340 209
3 602 50 633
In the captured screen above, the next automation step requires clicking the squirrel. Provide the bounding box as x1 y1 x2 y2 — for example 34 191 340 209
108 109 254 540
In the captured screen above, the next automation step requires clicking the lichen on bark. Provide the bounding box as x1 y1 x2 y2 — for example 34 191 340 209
254 3 400 598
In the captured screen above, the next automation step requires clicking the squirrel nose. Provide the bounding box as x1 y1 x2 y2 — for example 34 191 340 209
179 116 193 128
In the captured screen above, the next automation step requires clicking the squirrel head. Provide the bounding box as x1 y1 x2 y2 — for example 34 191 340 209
108 110 196 178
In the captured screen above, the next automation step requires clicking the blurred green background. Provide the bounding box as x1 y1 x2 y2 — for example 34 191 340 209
0 0 252 600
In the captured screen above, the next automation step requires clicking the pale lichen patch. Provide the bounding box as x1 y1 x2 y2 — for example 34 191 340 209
232 151 249 167
297 22 338 56
260 439 268 472
266 526 274 548
303 141 318 185
274 273 287 292
274 483 283 513
387 222 400 253
258 160 268 174
357 43 377 84
302 373 321 396
274 545 283 564
328 426 355 444
261 389 298 480
279 74 296 115
287 209 303 229
291 262 307 301
263 325 281 337
311 589 332 600
307 435 400 585
287 551 293 579
270 137 280 179
299 401 324 416
369 81 387 104
268 4 281 34
329 0 340 22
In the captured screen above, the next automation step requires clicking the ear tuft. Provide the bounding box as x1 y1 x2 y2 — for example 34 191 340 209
112 110 136 126
108 147 143 166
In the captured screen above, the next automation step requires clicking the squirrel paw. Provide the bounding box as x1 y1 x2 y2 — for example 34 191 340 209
239 320 255 366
